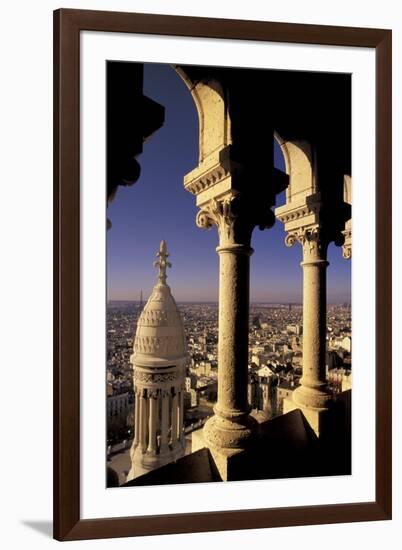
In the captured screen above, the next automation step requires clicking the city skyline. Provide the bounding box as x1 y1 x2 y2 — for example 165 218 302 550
107 298 351 485
107 63 351 304
108 299 350 305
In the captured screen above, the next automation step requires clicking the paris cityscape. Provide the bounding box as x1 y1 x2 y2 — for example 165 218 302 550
106 299 351 484
105 63 352 485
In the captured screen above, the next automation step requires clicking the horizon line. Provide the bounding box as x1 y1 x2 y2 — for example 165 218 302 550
107 299 351 306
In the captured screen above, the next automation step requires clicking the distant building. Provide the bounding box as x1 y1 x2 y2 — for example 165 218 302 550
327 367 352 392
256 365 275 378
342 372 352 392
327 350 343 370
107 392 129 418
276 380 299 415
189 388 199 407
286 324 303 336
251 353 270 367
252 316 261 329
248 366 278 419
341 336 352 353
185 374 197 392
328 334 352 353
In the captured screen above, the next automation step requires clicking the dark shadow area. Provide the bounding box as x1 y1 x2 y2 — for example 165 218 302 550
120 399 351 487
124 448 221 486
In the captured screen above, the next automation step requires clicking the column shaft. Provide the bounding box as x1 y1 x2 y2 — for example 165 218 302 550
179 390 184 442
147 395 157 453
133 391 140 446
160 391 169 452
171 391 178 446
203 242 257 453
301 259 328 390
292 238 332 413
140 393 147 452
215 245 251 417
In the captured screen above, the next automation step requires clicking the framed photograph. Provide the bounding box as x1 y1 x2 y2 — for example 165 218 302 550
54 8 392 541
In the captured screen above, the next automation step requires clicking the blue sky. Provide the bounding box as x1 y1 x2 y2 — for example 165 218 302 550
107 63 351 303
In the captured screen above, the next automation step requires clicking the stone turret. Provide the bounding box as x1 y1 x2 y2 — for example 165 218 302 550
127 241 187 480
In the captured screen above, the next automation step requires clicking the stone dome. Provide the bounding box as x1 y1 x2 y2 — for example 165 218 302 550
132 241 187 367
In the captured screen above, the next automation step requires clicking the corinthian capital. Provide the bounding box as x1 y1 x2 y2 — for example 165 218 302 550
196 196 237 244
342 226 352 259
196 193 275 248
285 226 330 262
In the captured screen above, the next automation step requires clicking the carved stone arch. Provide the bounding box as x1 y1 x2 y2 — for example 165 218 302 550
173 66 231 163
343 174 352 204
273 132 315 204
342 174 352 259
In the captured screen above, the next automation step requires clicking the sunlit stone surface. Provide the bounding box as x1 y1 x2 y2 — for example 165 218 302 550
127 241 187 480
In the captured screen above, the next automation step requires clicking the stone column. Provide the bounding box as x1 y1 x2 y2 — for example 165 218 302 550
140 391 148 452
160 390 169 453
196 196 259 466
179 389 184 443
179 68 285 478
147 392 157 453
274 138 349 436
133 390 140 447
283 227 332 435
171 390 178 447
290 229 331 409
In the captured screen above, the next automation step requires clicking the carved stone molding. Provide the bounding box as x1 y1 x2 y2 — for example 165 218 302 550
137 309 179 328
185 164 231 196
134 370 180 385
134 335 185 356
276 204 318 225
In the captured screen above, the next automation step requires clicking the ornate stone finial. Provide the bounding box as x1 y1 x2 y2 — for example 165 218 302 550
154 240 172 285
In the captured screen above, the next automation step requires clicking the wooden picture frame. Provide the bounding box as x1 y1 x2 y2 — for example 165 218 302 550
53 8 392 541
